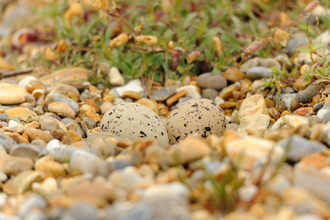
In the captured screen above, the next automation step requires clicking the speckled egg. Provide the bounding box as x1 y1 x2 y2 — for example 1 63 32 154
100 103 169 145
166 98 226 144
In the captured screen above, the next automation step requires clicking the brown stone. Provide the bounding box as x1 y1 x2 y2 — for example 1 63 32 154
122 91 141 100
240 79 252 94
6 107 36 118
25 128 54 143
3 170 44 195
100 102 114 115
136 98 158 115
0 155 34 175
310 123 324 141
265 97 275 108
293 75 308 91
23 121 41 131
166 90 187 107
62 130 83 145
8 133 29 144
48 102 76 119
35 160 66 177
222 68 246 82
25 80 46 93
301 153 328 169
293 107 313 116
219 84 238 100
103 94 114 103
219 102 236 110
85 111 101 123
85 99 98 112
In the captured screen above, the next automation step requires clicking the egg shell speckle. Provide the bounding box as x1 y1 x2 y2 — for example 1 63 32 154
166 98 226 144
100 103 169 145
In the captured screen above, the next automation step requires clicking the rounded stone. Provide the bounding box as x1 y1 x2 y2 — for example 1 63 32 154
0 83 29 105
48 102 76 119
101 103 168 145
197 73 227 90
165 98 226 144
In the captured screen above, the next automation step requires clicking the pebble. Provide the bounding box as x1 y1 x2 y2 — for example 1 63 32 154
296 84 325 104
152 86 176 102
176 85 201 99
115 79 144 97
246 66 272 80
0 155 33 175
238 94 267 118
226 136 284 170
222 68 246 83
202 88 218 101
35 160 65 178
39 115 59 131
46 92 79 115
109 167 153 189
317 109 330 123
62 202 98 220
136 98 159 115
197 73 227 90
10 144 46 161
18 195 47 219
6 107 36 118
48 102 76 119
69 149 110 177
0 83 29 105
122 90 141 100
278 135 326 162
109 67 125 86
238 113 270 133
3 170 44 195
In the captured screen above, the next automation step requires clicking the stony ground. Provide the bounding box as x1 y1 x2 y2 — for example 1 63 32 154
1 0 330 220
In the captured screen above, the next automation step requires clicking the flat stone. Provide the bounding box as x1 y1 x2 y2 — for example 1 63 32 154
238 113 270 132
166 137 210 165
152 86 176 102
202 89 218 101
176 85 201 99
0 134 17 153
10 144 47 161
39 115 59 131
278 135 326 162
109 67 125 86
25 128 54 143
62 130 83 145
222 68 246 83
197 73 227 90
238 94 267 118
0 83 29 105
18 195 47 219
70 149 110 177
109 167 153 189
136 98 159 115
6 107 36 118
48 102 76 119
50 83 80 97
226 136 284 170
0 155 34 175
46 92 79 115
35 160 65 178
296 84 325 104
246 66 272 80
3 170 44 195
283 115 308 129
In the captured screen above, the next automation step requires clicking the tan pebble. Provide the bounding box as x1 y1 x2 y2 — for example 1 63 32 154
88 85 98 96
223 68 246 83
250 203 266 218
100 102 114 115
8 132 29 144
85 111 100 123
293 75 308 91
85 99 98 112
25 127 54 143
166 90 187 107
62 130 83 145
50 129 66 141
122 91 141 100
293 107 313 116
240 79 252 94
281 110 290 117
219 84 238 100
23 121 41 131
238 94 267 117
32 89 45 100
0 109 5 114
0 155 34 175
158 103 169 116
189 81 198 87
25 80 46 93
7 107 36 118
3 170 44 195
118 138 133 148
301 153 327 169
166 137 210 165
48 193 76 208
36 160 65 178
74 117 81 123
310 123 324 141
219 101 236 110
103 94 114 103
68 92 79 103
265 97 275 108
0 83 28 105
136 98 159 115
48 102 76 119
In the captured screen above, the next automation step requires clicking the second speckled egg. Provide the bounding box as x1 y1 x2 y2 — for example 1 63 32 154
166 98 226 144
